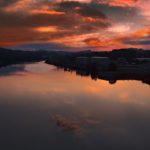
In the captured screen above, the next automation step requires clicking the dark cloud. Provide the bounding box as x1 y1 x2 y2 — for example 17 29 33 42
0 10 78 28
124 36 150 45
0 0 17 7
78 5 106 19
55 1 82 12
55 1 107 19
92 3 146 25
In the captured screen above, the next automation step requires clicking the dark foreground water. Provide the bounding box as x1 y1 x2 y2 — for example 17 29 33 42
0 62 150 150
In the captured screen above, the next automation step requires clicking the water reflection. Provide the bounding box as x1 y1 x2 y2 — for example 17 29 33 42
61 66 150 85
0 64 25 76
0 62 150 150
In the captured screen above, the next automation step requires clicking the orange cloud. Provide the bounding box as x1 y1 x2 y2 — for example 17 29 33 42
99 0 139 7
84 38 102 47
82 17 97 22
83 37 124 48
33 26 58 33
31 10 65 15
131 28 150 38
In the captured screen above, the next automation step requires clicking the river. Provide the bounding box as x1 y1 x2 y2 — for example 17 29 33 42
0 61 150 150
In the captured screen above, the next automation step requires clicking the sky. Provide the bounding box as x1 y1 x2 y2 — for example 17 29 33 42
0 0 150 51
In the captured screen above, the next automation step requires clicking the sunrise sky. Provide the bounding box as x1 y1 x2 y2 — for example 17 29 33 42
0 0 150 51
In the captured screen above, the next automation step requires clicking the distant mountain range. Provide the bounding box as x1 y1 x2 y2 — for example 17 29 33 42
0 47 150 68
9 43 81 51
0 47 48 67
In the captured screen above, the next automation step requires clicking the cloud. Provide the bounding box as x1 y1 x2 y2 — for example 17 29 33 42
51 114 100 135
0 0 150 50
83 36 124 49
0 0 17 8
52 115 82 134
84 38 102 47
117 27 150 47
124 36 150 45
0 1 110 47
55 1 106 19
98 0 139 7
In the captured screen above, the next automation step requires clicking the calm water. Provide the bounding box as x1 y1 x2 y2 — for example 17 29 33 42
0 61 150 150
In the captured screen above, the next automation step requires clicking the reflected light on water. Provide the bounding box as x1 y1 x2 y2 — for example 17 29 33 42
0 62 150 150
